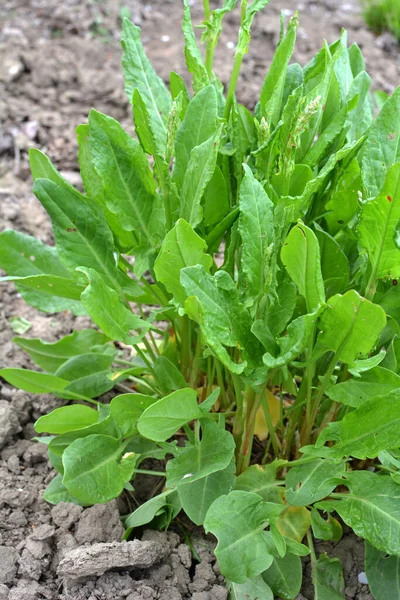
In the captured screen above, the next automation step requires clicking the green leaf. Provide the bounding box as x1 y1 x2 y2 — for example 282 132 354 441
62 434 137 505
110 393 156 438
286 459 346 506
173 85 218 190
13 329 110 373
313 554 345 600
123 489 180 535
182 0 209 93
181 266 262 374
29 148 81 194
310 508 343 542
170 72 190 118
203 490 283 584
365 541 400 600
326 366 400 407
362 85 400 198
315 226 350 298
138 388 201 442
359 162 400 283
238 164 274 302
281 221 325 312
228 576 273 600
203 165 230 228
0 274 84 301
234 463 284 504
314 290 386 365
43 474 85 506
121 18 171 150
325 158 361 235
88 109 163 258
54 352 116 398
262 553 302 600
277 506 311 543
35 405 99 434
315 389 400 459
180 123 224 228
318 473 400 554
167 421 235 488
0 368 93 402
79 267 150 345
153 356 187 395
154 219 213 306
177 459 236 526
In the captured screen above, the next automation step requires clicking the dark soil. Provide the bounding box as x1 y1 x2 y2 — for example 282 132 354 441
1 0 399 598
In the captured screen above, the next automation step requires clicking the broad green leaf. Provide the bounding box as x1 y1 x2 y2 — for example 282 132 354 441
348 349 386 376
121 18 171 150
315 227 350 298
362 85 400 198
260 13 298 128
138 388 201 442
110 393 157 438
313 554 345 600
203 165 230 228
180 123 224 228
88 109 163 258
62 434 137 505
326 366 400 407
154 219 212 306
178 459 236 526
153 356 187 395
173 85 218 190
182 0 209 92
359 163 400 282
346 71 373 143
314 290 386 365
204 490 283 583
32 179 131 294
317 471 400 555
79 267 150 345
286 459 346 506
238 164 274 302
315 389 400 459
43 474 85 506
123 489 180 535
13 329 110 373
0 229 83 314
262 553 302 600
0 368 93 402
166 421 235 487
35 405 99 434
263 311 320 369
365 541 400 600
55 352 116 398
0 274 84 300
277 506 310 543
29 148 83 195
311 508 343 542
234 463 284 504
181 266 262 374
228 576 273 600
281 221 325 312
325 158 361 235
170 72 190 117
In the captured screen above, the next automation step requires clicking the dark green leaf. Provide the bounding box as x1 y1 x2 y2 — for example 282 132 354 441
123 489 180 535
153 356 188 395
311 508 343 542
286 459 346 506
55 352 116 398
262 553 302 600
0 368 93 402
228 576 273 600
313 554 345 600
365 541 400 600
326 366 400 408
43 474 86 506
234 463 284 504
182 0 209 92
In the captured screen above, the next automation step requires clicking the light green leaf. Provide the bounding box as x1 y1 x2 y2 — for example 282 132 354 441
79 267 150 345
178 459 236 526
362 85 400 198
121 18 171 149
0 368 93 402
365 541 400 600
238 164 274 302
138 388 201 442
110 393 157 438
182 0 209 92
311 508 343 542
43 474 85 506
315 389 400 459
317 471 400 555
170 72 190 117
204 490 283 584
326 366 400 407
277 506 311 543
314 290 386 365
313 554 345 600
315 226 350 298
281 221 325 312
359 162 400 282
55 352 116 398
181 266 262 374
62 434 137 505
153 356 188 395
234 463 284 504
203 165 230 228
29 148 79 193
286 459 346 506
154 219 212 306
325 158 361 235
123 489 180 535
35 405 99 434
229 576 273 600
166 421 235 487
0 274 84 300
262 553 302 600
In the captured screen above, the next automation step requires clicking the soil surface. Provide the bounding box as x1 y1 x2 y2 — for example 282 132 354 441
0 0 399 598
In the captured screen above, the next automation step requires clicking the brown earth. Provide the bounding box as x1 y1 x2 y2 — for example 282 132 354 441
0 0 399 598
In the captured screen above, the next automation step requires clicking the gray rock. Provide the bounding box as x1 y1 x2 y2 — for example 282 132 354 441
74 500 124 544
0 545 18 583
210 585 229 600
51 502 83 530
58 540 167 579
0 400 21 449
0 584 9 600
8 579 41 600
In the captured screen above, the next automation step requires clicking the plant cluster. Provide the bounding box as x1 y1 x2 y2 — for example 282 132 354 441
361 0 400 42
1 0 400 597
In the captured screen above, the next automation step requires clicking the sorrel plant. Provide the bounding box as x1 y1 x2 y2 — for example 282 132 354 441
1 0 400 597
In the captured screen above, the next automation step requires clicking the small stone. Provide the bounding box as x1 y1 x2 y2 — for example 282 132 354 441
0 401 22 449
74 501 124 544
210 585 229 600
0 545 18 583
8 510 27 527
51 502 83 530
30 524 55 541
0 583 9 600
358 571 369 585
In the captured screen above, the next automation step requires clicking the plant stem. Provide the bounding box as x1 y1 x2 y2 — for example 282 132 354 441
133 469 165 477
180 315 192 380
260 390 281 456
189 332 202 388
307 530 317 569
203 0 211 21
223 1 247 121
237 386 258 473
